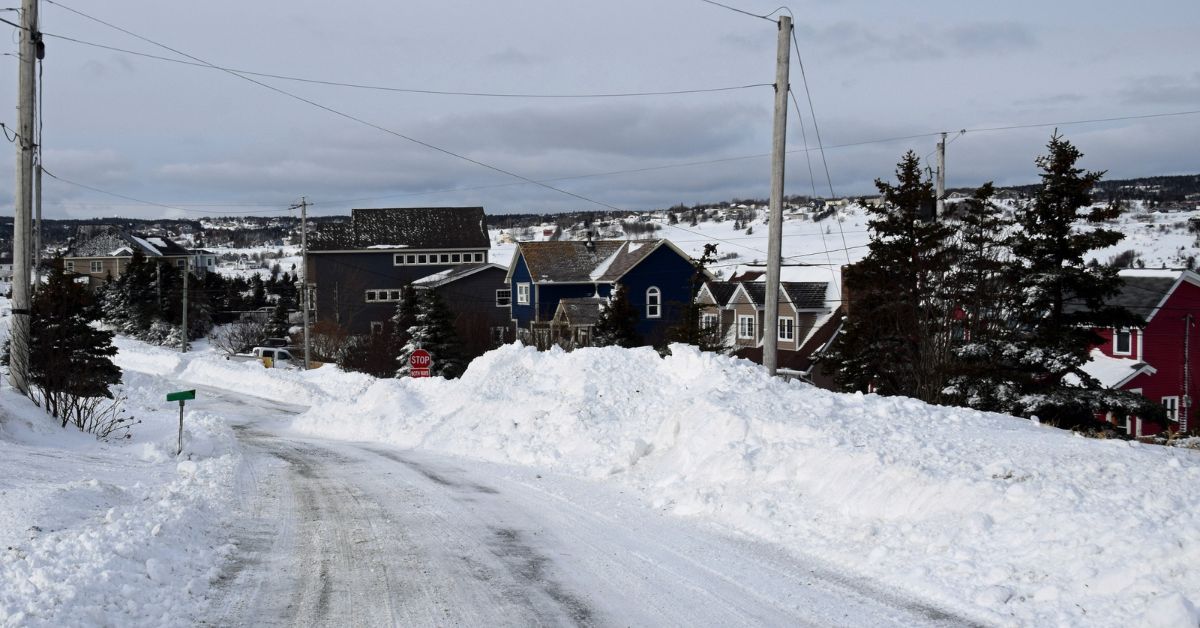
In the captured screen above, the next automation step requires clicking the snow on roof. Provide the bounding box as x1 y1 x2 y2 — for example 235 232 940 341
1069 348 1154 388
588 244 625 281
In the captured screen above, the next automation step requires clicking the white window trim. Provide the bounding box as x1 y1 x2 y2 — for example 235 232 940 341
646 286 662 319
1163 396 1180 422
701 313 718 329
364 289 403 303
496 289 512 307
369 321 384 335
737 315 755 339
1113 328 1132 356
64 260 75 272
89 260 104 274
778 316 795 341
393 251 488 266
517 283 531 305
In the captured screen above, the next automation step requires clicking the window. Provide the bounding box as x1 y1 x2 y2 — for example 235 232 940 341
451 253 461 263
496 289 512 307
517 283 531 305
439 254 450 263
389 290 400 301
474 252 485 262
90 261 103 274
1113 328 1132 355
206 258 215 267
577 328 591 346
176 259 186 268
65 260 75 272
365 290 378 302
370 321 384 335
737 315 755 339
365 289 402 303
418 254 428 264
646 287 661 318
701 313 718 329
405 255 415 264
1163 396 1180 422
778 317 795 341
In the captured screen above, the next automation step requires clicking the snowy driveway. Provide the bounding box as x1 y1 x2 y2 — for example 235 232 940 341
194 388 974 627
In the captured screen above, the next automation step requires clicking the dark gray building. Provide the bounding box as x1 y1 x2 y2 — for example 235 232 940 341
412 263 512 359
305 207 491 335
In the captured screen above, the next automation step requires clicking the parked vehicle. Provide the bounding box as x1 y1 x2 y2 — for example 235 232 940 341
228 346 298 369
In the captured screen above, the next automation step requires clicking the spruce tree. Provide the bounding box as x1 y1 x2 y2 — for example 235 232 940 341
827 152 957 402
390 284 419 357
29 260 123 428
397 289 466 378
666 244 725 352
593 284 642 348
988 132 1147 426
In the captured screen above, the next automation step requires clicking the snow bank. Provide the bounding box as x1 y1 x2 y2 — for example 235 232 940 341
0 370 242 627
284 343 1200 627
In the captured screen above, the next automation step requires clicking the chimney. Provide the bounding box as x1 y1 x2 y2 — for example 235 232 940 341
585 230 595 253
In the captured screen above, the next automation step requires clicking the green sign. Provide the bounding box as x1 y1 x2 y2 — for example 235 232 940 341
166 389 196 402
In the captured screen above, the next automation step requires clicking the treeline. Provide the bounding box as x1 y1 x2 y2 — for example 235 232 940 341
827 133 1162 431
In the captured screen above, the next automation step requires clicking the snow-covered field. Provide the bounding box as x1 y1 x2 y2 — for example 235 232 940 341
76 336 1198 627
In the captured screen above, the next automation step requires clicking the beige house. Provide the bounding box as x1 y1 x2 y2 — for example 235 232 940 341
62 225 196 289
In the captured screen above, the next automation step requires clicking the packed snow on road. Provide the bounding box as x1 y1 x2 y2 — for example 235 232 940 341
1 333 1198 626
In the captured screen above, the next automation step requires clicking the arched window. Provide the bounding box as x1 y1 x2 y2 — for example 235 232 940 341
646 287 661 318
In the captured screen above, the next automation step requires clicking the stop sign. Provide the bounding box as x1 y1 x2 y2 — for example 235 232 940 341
410 349 432 378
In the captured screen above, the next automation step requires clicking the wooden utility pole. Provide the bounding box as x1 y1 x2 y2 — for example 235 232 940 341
763 15 791 376
935 132 947 218
293 197 311 369
9 0 38 394
33 162 41 291
181 261 189 353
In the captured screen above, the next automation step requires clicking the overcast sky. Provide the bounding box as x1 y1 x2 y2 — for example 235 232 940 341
1 0 1197 219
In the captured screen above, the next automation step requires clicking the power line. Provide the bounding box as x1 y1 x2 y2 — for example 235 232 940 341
42 1 634 217
42 31 773 99
696 0 787 23
40 166 290 215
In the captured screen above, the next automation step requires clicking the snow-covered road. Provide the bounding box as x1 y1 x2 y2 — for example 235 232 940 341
196 389 972 627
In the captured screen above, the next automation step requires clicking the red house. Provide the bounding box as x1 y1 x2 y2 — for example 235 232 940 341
1079 269 1200 436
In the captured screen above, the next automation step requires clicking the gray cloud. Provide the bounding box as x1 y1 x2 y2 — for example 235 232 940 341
795 20 1037 62
1118 72 1200 106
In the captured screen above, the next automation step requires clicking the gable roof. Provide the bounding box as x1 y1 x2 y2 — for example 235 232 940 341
554 297 606 326
510 239 698 284
308 207 489 251
698 281 739 307
67 226 191 258
1064 270 1200 325
413 263 506 288
728 281 830 311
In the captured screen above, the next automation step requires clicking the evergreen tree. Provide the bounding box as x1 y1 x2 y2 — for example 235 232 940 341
979 133 1148 426
666 244 725 352
28 260 123 428
397 289 466 378
827 152 957 402
390 284 419 357
267 297 292 339
593 284 642 348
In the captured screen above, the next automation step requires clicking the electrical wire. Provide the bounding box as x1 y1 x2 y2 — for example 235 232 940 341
42 1 641 218
696 0 783 23
40 166 291 215
42 32 773 99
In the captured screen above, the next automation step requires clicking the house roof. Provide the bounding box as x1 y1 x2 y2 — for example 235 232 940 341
554 297 606 326
412 263 505 288
67 226 191 258
700 281 739 306
1064 270 1198 324
1069 348 1157 389
512 239 671 284
308 207 489 251
728 281 830 310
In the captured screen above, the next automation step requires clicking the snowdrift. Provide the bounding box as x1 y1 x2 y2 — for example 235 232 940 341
277 343 1198 627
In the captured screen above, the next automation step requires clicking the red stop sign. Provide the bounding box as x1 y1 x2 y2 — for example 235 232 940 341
410 349 432 378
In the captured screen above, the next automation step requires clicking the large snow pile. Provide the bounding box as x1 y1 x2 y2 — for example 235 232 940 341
0 369 242 627
267 344 1200 627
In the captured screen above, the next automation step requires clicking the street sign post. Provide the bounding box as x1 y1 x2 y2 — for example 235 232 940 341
410 349 432 378
166 390 196 455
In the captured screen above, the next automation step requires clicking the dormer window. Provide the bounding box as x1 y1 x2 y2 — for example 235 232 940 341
1113 328 1132 355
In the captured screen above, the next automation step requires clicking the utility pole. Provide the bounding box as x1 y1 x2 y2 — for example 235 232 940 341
292 197 311 370
763 15 791 376
935 132 946 219
9 0 38 394
181 261 189 353
33 162 41 292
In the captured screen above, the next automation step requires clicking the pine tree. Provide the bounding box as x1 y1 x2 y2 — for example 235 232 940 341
827 152 957 402
267 297 292 339
29 260 123 429
985 132 1148 426
397 289 466 378
593 284 642 348
666 244 725 351
390 284 419 356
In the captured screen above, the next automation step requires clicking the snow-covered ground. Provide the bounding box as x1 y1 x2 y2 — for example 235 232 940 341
80 335 1198 627
0 357 243 626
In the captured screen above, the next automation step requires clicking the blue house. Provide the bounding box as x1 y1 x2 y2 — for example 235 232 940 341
505 238 703 347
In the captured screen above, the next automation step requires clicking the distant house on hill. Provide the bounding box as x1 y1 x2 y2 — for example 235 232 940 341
506 238 701 348
63 225 197 289
304 207 495 336
1071 269 1200 436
